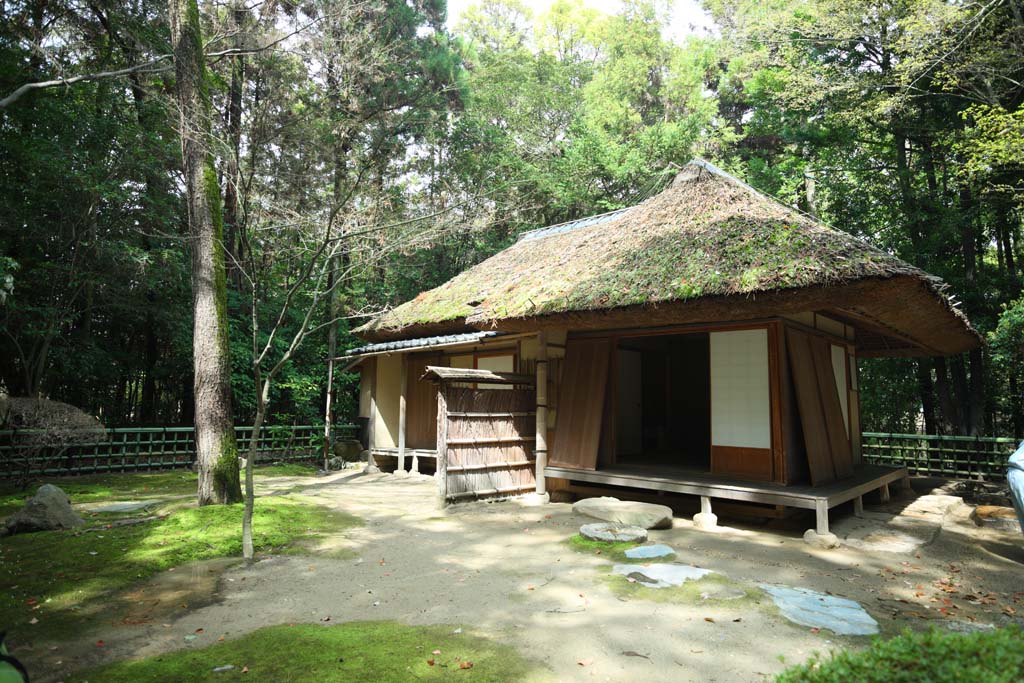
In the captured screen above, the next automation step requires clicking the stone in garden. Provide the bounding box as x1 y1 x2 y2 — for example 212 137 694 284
579 522 647 544
624 544 675 559
573 496 673 529
362 451 380 474
612 563 713 588
971 505 1021 532
333 439 364 461
802 529 840 549
693 511 718 531
89 500 152 513
759 584 879 636
327 456 346 471
698 582 747 601
3 484 84 535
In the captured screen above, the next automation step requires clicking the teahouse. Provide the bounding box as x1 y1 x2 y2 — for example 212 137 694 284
337 160 980 538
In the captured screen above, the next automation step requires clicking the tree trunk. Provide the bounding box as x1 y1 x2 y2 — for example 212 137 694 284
916 360 938 434
322 255 338 469
223 2 246 288
169 0 242 505
242 378 269 560
967 348 985 437
933 357 959 434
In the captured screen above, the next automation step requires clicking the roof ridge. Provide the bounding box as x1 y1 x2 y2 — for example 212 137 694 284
517 206 633 242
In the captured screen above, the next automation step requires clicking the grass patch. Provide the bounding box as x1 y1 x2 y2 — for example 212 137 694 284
774 626 1024 682
68 622 554 683
254 462 320 477
565 533 663 562
1 495 360 642
605 569 765 607
0 470 199 518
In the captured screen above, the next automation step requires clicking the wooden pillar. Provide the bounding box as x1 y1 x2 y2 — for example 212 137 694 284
436 386 448 507
853 495 864 518
367 358 377 460
879 482 891 503
534 331 549 496
398 354 408 472
815 499 830 535
701 496 713 515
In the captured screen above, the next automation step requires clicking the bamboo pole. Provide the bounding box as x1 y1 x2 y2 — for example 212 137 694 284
535 330 548 496
398 354 408 472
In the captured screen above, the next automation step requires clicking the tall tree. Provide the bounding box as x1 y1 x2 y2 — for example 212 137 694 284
168 0 242 504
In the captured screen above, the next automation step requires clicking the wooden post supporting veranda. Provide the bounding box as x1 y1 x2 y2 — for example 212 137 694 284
397 354 408 473
365 358 378 473
533 330 549 499
436 387 449 507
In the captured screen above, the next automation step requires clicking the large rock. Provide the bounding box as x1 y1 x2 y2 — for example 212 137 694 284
971 505 1022 532
3 484 84 535
573 496 673 529
332 439 364 461
580 522 647 543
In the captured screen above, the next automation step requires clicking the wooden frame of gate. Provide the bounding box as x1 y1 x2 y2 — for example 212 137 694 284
422 366 537 506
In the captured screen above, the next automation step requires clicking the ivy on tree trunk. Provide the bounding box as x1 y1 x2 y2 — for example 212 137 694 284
169 0 241 505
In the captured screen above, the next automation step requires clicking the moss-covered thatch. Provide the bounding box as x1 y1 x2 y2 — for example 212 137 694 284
356 160 978 355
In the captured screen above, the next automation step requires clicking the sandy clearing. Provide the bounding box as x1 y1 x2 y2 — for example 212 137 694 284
32 470 1024 682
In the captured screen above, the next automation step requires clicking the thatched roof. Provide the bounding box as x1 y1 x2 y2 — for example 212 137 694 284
356 160 980 356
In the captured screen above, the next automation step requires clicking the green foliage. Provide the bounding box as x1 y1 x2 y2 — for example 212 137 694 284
774 627 1024 683
69 622 554 682
1 0 1022 438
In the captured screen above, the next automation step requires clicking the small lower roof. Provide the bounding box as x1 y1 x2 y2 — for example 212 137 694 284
340 331 506 360
420 366 535 386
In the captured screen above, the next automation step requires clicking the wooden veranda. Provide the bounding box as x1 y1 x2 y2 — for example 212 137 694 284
545 462 910 534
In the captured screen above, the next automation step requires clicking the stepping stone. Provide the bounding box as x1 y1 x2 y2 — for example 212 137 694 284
759 584 878 635
612 563 713 588
574 497 673 529
698 582 747 601
87 501 153 513
624 544 674 559
580 522 647 544
972 506 1022 532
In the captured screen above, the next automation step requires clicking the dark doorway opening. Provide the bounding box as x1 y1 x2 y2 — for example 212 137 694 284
614 333 711 470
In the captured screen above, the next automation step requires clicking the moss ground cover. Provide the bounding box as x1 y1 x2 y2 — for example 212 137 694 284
1 472 357 642
68 622 554 683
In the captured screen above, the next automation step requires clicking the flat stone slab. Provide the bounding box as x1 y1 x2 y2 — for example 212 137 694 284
760 584 878 636
624 544 675 559
972 505 1022 532
698 582 747 601
574 496 673 529
580 522 647 544
613 563 713 588
86 501 153 513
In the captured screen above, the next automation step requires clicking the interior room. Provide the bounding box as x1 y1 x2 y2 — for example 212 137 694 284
612 332 711 471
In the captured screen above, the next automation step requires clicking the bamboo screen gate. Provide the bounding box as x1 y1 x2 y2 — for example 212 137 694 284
437 386 536 504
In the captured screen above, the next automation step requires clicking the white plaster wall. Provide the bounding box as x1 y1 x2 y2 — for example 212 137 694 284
710 329 771 449
373 354 401 448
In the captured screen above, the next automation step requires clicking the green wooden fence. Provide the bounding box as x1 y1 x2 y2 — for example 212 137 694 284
0 424 360 477
1 426 1016 480
862 432 1019 481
